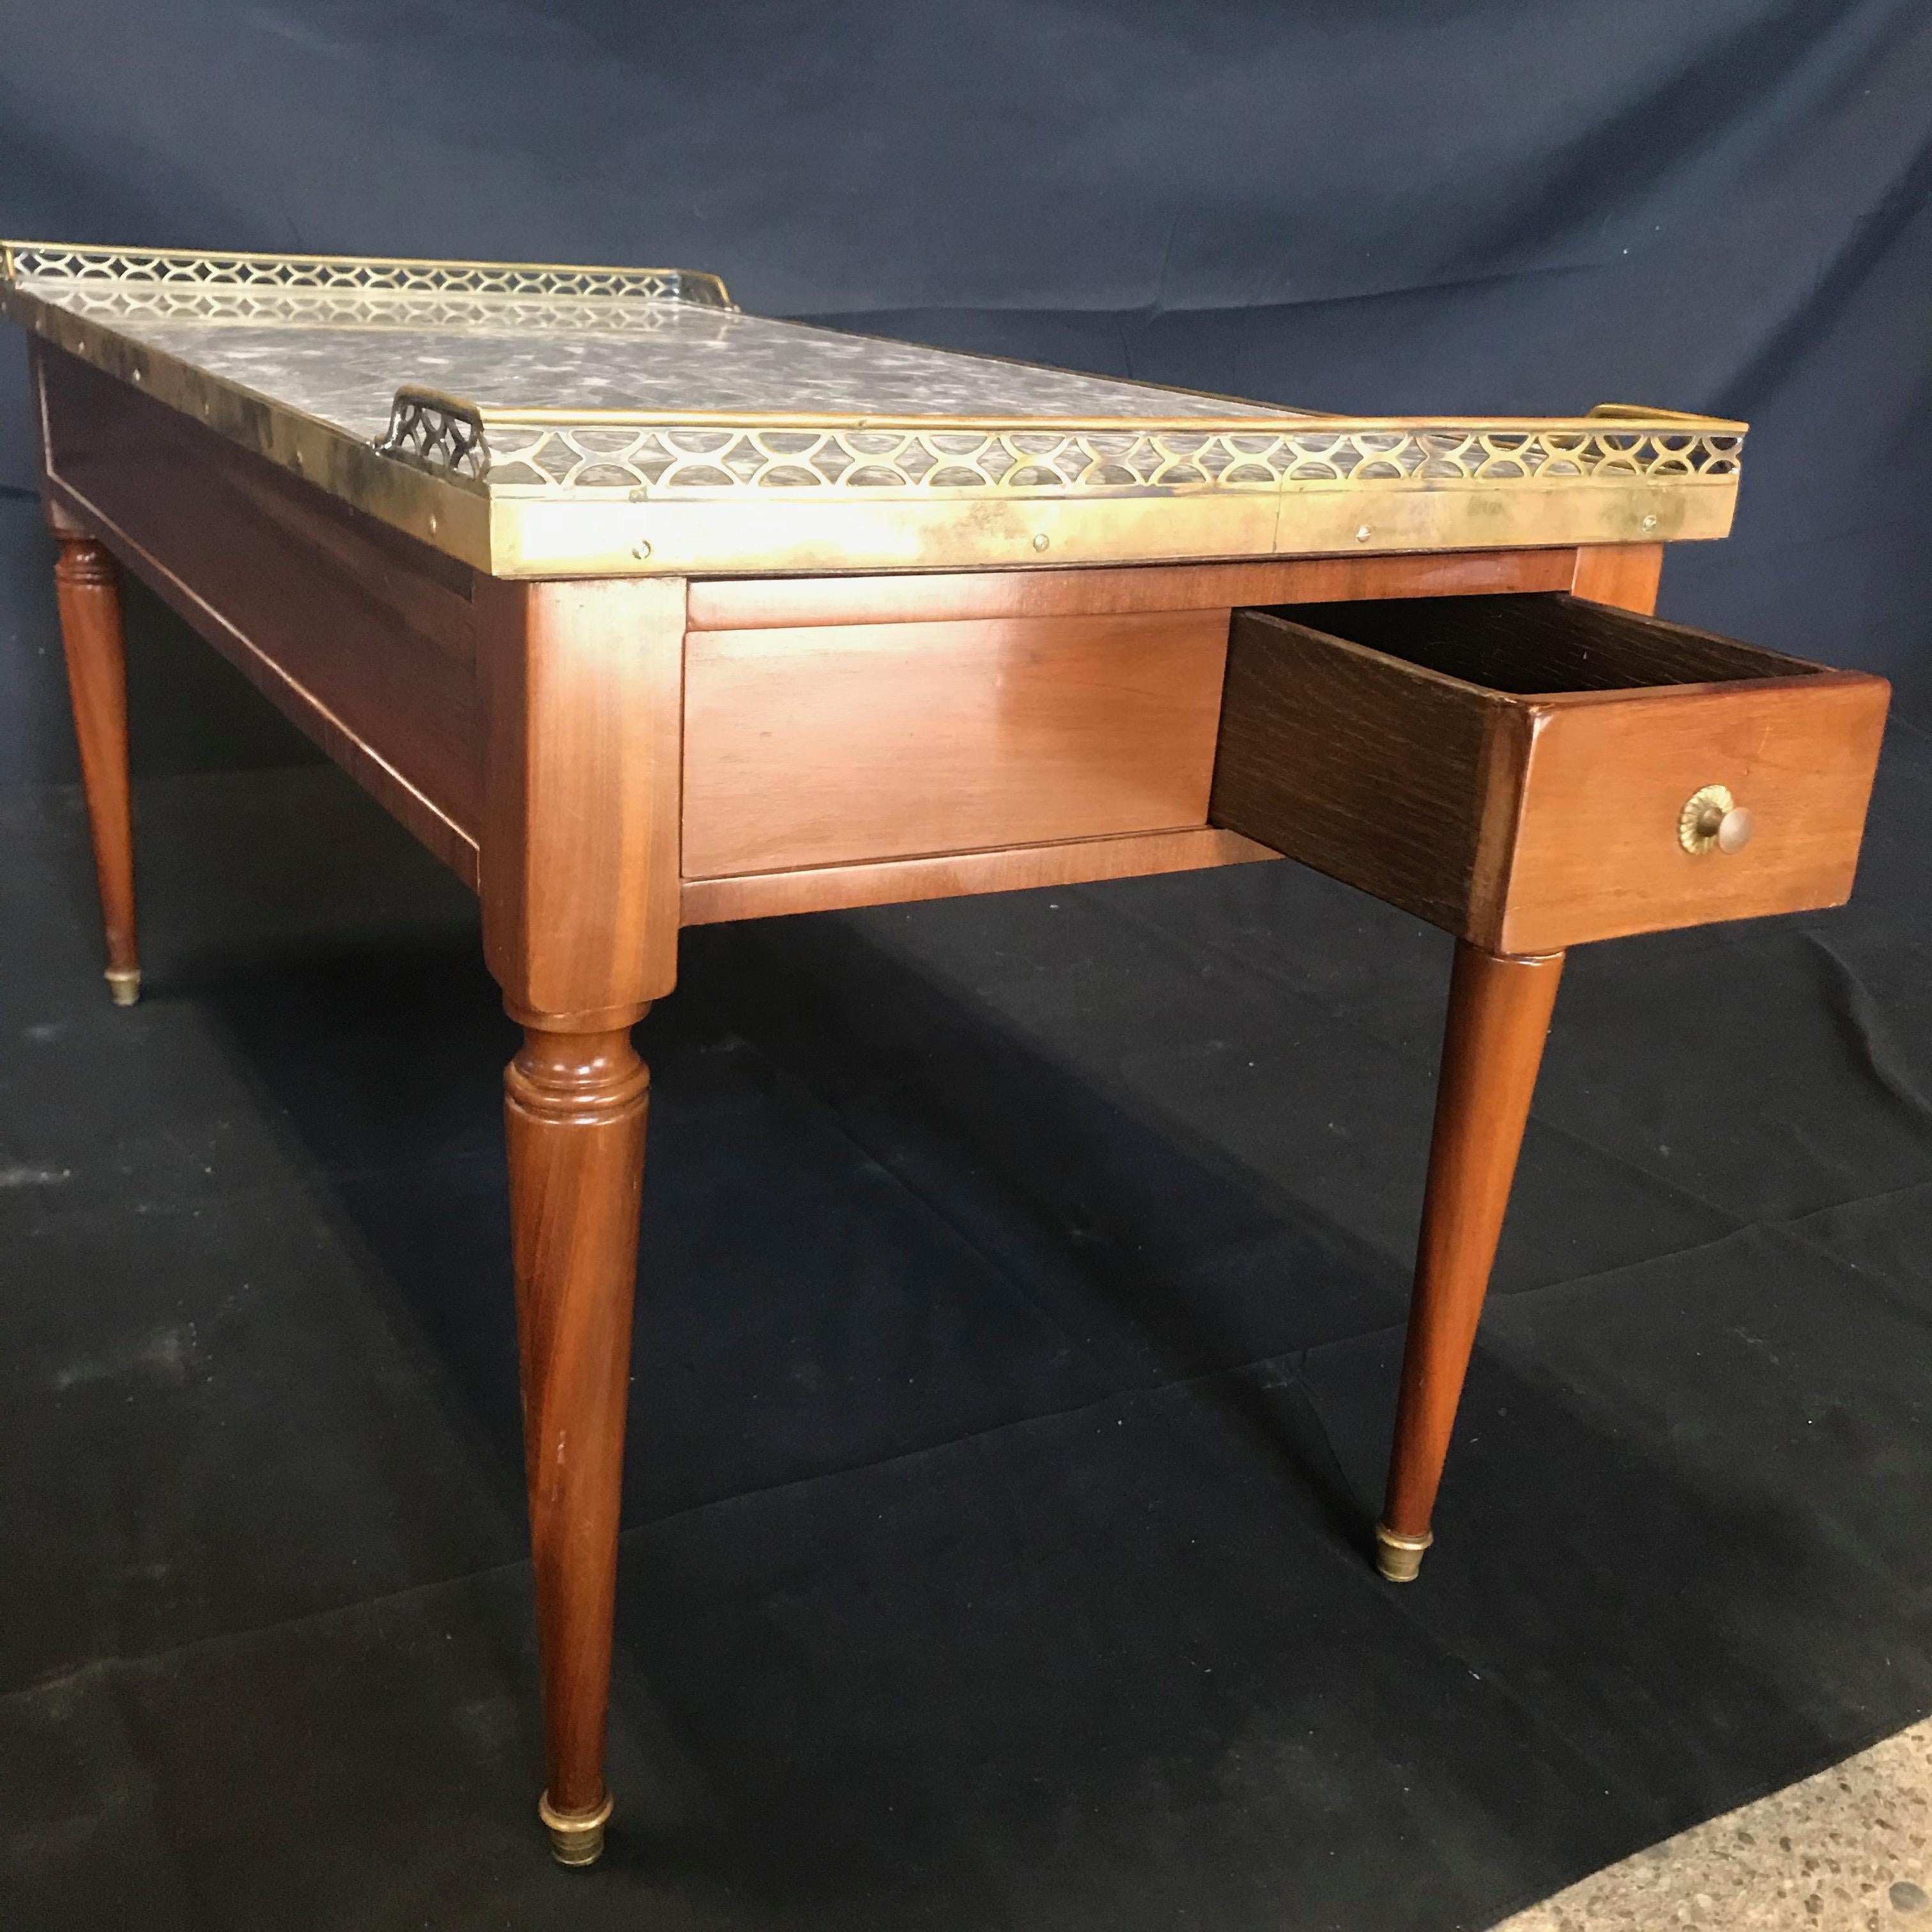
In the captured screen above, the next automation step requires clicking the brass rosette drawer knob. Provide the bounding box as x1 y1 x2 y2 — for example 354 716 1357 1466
1678 784 1754 855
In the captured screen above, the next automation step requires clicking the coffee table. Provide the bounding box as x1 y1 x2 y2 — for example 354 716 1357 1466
3 241 1888 1866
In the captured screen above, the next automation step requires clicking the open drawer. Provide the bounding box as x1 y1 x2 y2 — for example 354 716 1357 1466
1209 594 1890 954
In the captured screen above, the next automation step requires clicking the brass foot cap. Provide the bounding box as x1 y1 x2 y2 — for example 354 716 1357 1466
1374 1523 1434 1584
105 968 141 1008
539 1791 613 1868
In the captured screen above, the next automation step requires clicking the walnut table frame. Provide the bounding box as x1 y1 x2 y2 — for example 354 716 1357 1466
3 243 1889 1868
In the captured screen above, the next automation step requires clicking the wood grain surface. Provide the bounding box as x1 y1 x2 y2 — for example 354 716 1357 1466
1499 671 1891 953
682 610 1232 877
1570 540 1664 611
1381 944 1565 1563
37 344 484 878
51 528 140 1000
479 576 686 1021
1281 592 1821 694
503 1023 653 1836
1210 610 1517 936
686 546 1582 631
680 826 1278 924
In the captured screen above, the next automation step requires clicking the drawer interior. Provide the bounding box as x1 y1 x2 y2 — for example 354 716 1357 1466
1265 593 1823 695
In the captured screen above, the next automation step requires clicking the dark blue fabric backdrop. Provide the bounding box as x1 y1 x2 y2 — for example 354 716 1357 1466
5 15 1932 1927
4 0 1929 773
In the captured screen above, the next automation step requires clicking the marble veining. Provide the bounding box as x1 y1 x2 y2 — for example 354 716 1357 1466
24 282 1296 440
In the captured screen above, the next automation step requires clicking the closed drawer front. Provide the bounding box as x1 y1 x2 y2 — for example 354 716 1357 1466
1209 593 1890 953
682 609 1230 878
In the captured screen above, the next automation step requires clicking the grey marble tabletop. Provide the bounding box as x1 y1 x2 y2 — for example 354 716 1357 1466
26 282 1293 438
1 245 1745 574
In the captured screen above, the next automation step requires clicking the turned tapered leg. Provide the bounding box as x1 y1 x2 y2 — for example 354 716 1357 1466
1376 943 1565 1582
479 573 684 1865
52 532 140 1005
505 1020 653 1867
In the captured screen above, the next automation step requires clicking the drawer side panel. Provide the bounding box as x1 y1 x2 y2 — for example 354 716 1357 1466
1209 610 1506 936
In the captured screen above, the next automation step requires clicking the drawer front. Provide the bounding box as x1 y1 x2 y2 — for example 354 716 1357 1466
1210 596 1889 952
1499 675 1890 952
682 610 1230 878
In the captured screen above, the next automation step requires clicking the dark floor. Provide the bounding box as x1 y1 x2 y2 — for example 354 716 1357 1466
4 629 1932 1929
